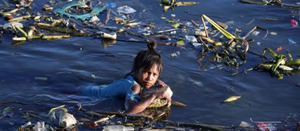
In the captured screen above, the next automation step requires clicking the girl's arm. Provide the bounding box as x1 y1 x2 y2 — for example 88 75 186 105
125 84 158 114
126 94 157 114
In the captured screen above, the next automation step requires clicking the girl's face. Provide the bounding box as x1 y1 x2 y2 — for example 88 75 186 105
137 64 160 89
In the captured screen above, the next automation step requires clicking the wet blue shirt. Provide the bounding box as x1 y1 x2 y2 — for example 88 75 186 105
81 75 141 103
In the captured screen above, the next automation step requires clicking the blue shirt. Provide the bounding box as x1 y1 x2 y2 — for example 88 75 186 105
81 75 141 102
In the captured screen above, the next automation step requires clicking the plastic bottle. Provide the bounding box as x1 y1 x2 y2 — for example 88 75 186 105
103 125 134 131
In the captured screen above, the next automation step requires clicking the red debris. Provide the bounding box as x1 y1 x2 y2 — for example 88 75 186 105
291 19 298 27
88 122 99 128
256 122 277 131
276 46 283 52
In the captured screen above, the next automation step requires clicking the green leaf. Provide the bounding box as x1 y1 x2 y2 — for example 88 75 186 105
202 14 236 40
48 105 68 115
172 23 181 29
177 40 185 46
2 107 12 115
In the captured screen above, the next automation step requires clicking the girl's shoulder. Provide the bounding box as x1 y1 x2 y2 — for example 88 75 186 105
118 75 137 85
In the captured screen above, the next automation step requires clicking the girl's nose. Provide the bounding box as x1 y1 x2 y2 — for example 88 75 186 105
146 74 153 81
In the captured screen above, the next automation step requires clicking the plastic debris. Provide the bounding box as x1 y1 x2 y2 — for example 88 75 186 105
117 5 136 14
94 115 116 125
252 31 260 36
177 40 185 46
100 32 117 40
138 27 151 36
161 0 197 12
239 121 252 128
43 4 53 11
124 22 141 27
257 42 261 45
59 111 77 128
1 107 13 118
53 1 106 21
291 19 298 27
89 16 100 23
194 29 206 36
270 32 277 35
105 3 117 8
185 21 193 28
172 23 181 29
288 38 296 44
170 30 177 35
276 46 283 52
256 122 277 131
170 51 180 58
185 35 198 43
33 121 46 131
223 96 241 103
103 125 134 131
3 22 23 30
192 43 202 49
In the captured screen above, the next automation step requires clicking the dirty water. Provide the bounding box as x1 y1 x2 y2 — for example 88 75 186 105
0 0 300 130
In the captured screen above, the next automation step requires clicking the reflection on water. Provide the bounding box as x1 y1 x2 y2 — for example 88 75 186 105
0 0 300 130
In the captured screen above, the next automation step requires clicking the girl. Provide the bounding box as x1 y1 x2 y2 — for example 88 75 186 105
81 42 173 114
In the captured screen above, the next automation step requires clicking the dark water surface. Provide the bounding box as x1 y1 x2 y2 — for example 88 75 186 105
1 0 300 130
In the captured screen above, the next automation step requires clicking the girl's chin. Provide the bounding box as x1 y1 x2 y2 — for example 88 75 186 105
144 84 153 88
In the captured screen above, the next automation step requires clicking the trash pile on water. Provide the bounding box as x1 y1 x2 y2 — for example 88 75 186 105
1 0 300 130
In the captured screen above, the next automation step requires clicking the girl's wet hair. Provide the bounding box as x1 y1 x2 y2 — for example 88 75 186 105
130 41 163 76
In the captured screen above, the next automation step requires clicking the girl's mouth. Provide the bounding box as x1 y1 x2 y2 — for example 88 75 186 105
143 82 151 87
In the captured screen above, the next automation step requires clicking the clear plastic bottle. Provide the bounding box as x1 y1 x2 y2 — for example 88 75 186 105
103 125 134 131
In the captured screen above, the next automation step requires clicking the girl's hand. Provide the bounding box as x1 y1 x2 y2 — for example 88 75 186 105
156 80 173 104
162 86 173 104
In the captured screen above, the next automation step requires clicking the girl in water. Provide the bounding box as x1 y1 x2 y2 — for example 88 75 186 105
81 42 173 114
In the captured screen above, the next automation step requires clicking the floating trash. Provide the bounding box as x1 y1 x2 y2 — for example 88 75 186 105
161 0 197 12
176 40 184 45
256 122 277 131
59 112 77 128
98 32 117 40
276 46 283 52
103 125 134 131
184 21 193 28
291 19 298 27
270 32 277 35
89 16 100 23
288 38 296 44
256 48 300 79
43 4 54 11
239 121 253 128
252 31 260 36
3 22 23 30
185 35 197 43
33 121 46 131
192 43 202 49
170 51 180 58
105 3 117 8
223 96 241 103
53 1 106 21
117 5 136 14
257 42 261 45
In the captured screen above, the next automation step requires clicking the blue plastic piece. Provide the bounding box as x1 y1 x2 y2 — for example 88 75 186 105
53 1 106 21
288 38 296 45
105 2 116 8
